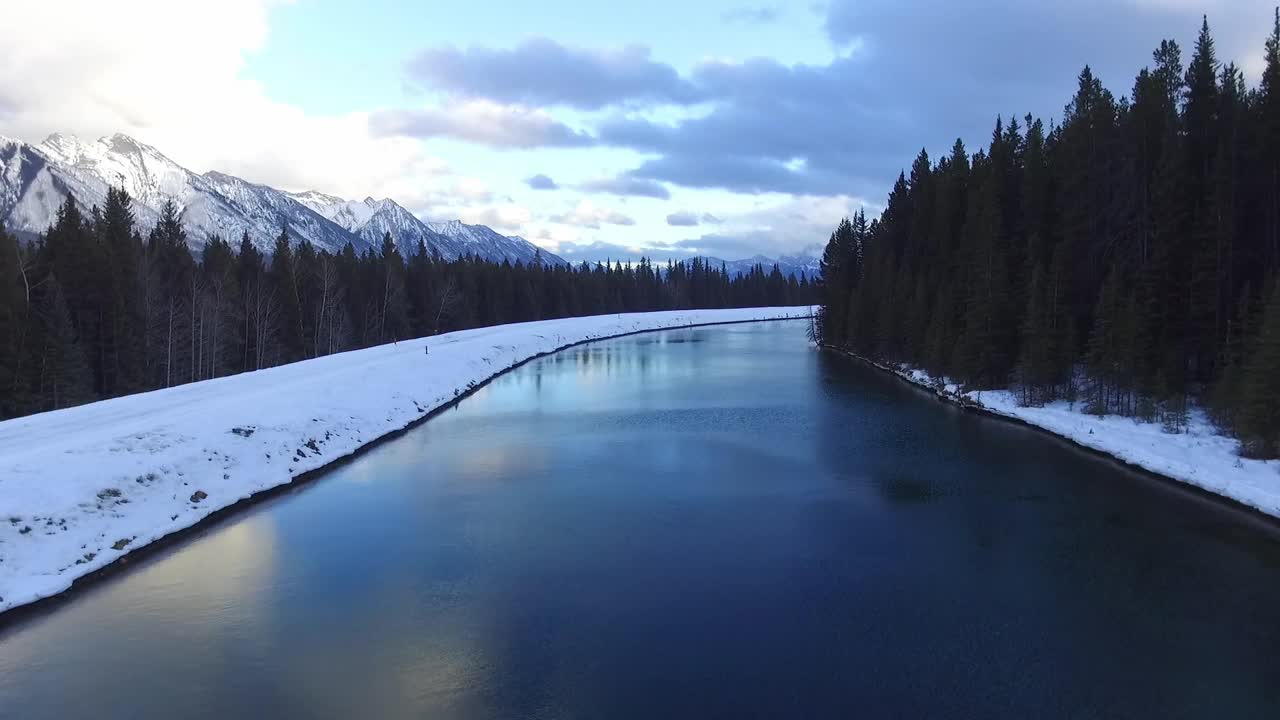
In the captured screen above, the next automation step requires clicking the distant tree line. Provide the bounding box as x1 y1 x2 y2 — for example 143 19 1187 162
0 191 813 420
816 14 1280 458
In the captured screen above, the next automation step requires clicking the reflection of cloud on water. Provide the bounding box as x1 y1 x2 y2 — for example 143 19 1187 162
0 515 281 712
128 516 279 616
454 444 550 482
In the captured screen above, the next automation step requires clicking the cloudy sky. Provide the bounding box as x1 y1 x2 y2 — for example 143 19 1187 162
0 0 1275 261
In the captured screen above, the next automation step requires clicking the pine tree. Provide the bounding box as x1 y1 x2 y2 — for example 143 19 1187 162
270 226 304 362
0 228 33 418
97 186 145 396
32 273 95 411
1237 280 1280 457
1261 10 1280 270
1016 263 1052 405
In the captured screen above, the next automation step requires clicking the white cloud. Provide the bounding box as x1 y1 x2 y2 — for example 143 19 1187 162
459 203 533 231
452 177 494 202
0 0 451 208
551 199 636 229
369 99 593 148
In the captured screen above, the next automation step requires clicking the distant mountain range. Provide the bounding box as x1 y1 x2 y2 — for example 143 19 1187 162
714 254 820 280
0 132 819 277
0 132 562 266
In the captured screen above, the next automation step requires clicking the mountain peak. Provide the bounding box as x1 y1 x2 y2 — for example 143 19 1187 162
3 129 565 267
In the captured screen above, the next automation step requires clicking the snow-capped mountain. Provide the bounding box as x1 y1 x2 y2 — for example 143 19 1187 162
290 190 563 265
426 220 562 266
0 132 564 265
291 193 463 259
711 254 821 280
2 133 368 254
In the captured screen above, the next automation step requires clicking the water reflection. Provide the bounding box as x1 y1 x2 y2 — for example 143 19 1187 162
2 321 1280 718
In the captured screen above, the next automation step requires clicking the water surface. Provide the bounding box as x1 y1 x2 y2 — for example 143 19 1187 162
2 321 1279 718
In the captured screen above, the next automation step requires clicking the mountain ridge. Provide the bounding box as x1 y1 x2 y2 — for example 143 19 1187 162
0 132 564 266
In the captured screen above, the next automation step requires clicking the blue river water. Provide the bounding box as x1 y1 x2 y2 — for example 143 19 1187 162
1 320 1278 718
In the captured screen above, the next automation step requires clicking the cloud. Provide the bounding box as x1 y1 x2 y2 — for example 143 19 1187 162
702 213 724 224
369 100 594 148
390 3 1276 201
551 200 636 229
551 240 679 264
676 193 873 258
0 0 456 209
580 174 671 199
666 211 701 226
404 37 704 110
526 173 559 190
457 203 533 231
548 194 871 263
721 6 781 24
452 177 493 203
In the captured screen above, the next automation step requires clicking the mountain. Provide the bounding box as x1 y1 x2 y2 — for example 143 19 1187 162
715 254 820 280
3 133 368 254
0 132 564 265
425 220 562 266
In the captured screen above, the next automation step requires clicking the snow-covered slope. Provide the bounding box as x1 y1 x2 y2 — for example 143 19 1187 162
8 134 372 255
427 219 565 266
199 171 360 253
864 358 1280 522
0 132 564 264
0 307 812 615
357 199 467 257
294 192 565 265
292 193 467 259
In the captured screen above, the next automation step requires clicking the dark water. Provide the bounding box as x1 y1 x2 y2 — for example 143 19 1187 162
3 320 1280 719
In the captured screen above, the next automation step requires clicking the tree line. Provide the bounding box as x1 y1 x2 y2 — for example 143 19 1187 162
0 191 814 420
816 13 1280 458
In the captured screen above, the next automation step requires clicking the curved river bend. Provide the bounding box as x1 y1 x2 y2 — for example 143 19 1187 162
2 321 1279 718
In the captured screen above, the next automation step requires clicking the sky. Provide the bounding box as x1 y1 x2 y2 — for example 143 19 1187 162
0 0 1276 262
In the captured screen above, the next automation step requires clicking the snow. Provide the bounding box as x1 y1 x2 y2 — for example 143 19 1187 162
2 132 559 263
0 308 811 615
874 358 1280 520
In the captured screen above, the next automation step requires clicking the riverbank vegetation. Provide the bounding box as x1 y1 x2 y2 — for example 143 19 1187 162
816 13 1280 458
0 198 813 420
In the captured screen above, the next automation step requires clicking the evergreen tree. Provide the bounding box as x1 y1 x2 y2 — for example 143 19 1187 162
32 273 95 411
1238 281 1280 456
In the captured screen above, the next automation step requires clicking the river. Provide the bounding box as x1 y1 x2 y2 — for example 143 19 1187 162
2 320 1279 718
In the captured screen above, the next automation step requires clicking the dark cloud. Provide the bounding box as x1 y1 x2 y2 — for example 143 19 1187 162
721 6 780 25
599 3 1275 196
526 173 559 190
405 38 705 110
702 213 724 224
393 2 1276 197
369 106 593 148
580 175 671 199
666 211 700 226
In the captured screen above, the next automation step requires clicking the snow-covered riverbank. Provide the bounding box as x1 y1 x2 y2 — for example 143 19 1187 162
842 351 1280 521
0 308 810 615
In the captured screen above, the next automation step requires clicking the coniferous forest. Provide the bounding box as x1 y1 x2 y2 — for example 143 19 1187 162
816 14 1280 458
0 194 813 421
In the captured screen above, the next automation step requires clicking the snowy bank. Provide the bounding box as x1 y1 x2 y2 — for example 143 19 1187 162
0 308 810 615
842 351 1280 521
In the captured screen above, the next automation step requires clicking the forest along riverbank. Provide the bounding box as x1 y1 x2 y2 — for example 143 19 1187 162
826 347 1280 522
0 308 811 616
3 321 1279 718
